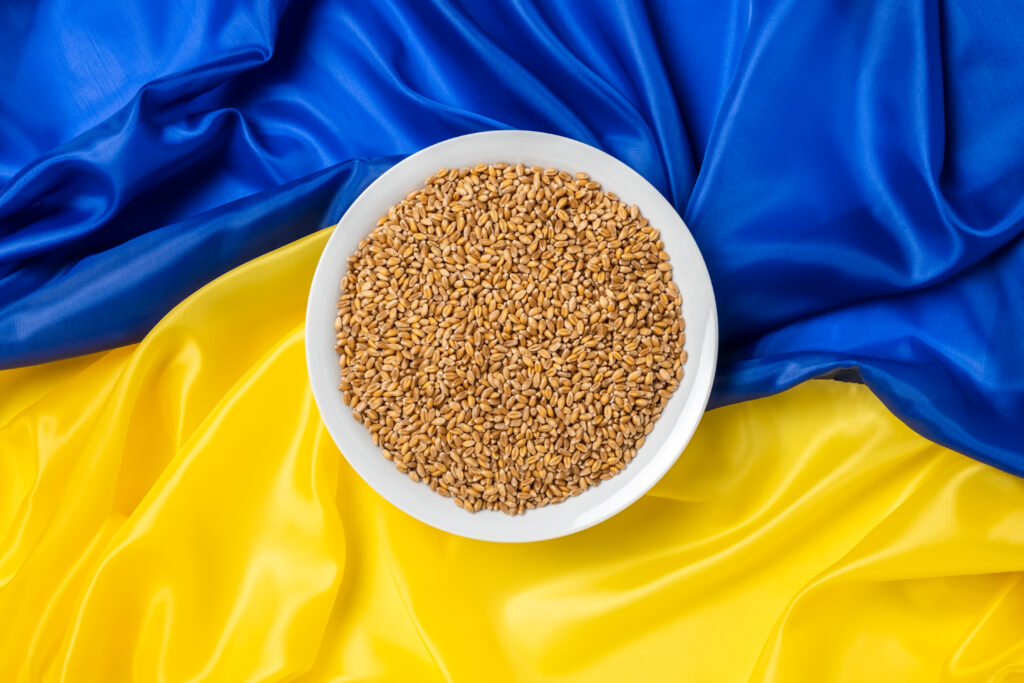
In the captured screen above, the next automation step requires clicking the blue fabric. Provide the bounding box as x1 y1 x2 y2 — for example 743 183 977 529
1 1 1022 472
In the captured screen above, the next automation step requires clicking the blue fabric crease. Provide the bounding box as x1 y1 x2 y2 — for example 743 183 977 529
0 0 1022 472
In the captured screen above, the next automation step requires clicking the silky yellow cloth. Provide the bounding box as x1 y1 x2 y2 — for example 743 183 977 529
2 229 1023 682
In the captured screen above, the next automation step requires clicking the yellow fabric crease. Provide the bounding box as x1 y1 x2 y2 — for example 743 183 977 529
1 229 1023 682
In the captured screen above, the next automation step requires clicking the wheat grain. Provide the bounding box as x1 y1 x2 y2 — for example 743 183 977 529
335 164 686 515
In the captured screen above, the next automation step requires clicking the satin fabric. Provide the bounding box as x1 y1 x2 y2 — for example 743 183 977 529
2 1 1023 474
2 229 1023 682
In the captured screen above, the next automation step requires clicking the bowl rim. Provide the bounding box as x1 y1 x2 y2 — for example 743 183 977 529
306 129 718 542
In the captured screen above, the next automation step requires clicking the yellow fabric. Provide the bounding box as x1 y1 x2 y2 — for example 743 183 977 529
2 229 1023 683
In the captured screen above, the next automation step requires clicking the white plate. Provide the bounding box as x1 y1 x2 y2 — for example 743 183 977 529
306 130 717 542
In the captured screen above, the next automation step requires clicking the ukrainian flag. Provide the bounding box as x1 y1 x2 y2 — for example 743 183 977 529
1 2 1023 680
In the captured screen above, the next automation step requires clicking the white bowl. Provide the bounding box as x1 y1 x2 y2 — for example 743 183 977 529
306 130 717 542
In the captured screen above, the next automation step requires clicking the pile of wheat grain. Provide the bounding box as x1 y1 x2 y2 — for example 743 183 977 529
335 163 685 515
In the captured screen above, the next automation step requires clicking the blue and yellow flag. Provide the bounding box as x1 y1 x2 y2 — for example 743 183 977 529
1 1 1023 680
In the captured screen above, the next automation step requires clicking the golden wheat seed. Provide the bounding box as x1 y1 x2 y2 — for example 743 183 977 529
335 164 686 515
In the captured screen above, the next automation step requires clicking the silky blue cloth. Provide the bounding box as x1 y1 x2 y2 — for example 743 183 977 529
1 1 1022 472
